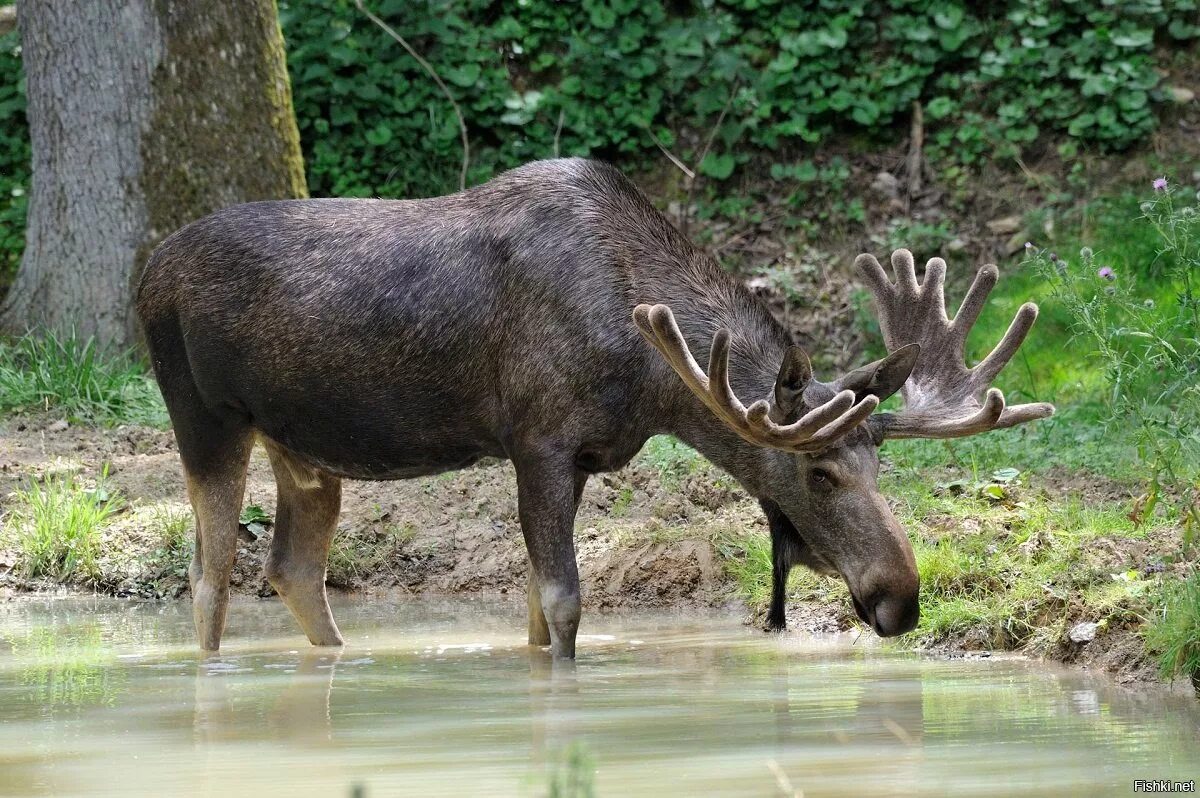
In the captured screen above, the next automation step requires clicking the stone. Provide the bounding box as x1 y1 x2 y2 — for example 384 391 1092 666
986 215 1023 235
871 171 900 200
1167 86 1195 104
1068 621 1099 644
1005 232 1029 255
46 419 69 433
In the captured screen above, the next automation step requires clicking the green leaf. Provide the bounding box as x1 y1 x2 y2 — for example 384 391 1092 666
699 152 735 180
240 505 271 525
981 484 1007 501
365 124 393 146
444 64 481 88
992 467 1021 484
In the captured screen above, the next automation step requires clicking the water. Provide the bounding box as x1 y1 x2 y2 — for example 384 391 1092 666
0 597 1196 797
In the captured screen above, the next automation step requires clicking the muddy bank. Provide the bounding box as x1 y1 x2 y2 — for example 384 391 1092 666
0 417 744 610
0 416 1186 690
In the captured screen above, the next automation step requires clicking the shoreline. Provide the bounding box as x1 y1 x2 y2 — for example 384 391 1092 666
1 416 1193 697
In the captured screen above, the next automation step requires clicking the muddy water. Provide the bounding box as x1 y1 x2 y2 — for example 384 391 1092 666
0 597 1196 797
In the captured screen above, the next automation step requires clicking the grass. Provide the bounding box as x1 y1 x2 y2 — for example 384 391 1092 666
326 522 417 587
887 473 1164 649
1146 569 1200 687
637 435 709 488
2 467 125 581
0 331 166 426
148 506 193 580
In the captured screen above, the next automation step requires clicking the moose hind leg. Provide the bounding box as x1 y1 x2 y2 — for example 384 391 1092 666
516 450 584 659
263 441 344 647
178 422 254 651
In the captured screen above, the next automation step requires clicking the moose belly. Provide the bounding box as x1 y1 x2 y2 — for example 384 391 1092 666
228 382 506 482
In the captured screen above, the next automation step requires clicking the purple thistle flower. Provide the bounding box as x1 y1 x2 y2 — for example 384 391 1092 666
1098 266 1115 280
1152 177 1168 192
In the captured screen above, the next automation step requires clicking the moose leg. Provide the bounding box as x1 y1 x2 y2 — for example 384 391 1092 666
767 544 793 633
527 471 588 647
263 441 344 647
515 451 584 659
177 421 254 651
527 571 551 647
762 499 798 632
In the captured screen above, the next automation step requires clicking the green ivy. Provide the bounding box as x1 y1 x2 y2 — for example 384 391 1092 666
278 0 1197 200
0 28 28 288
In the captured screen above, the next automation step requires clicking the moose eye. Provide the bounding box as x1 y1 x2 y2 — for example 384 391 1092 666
810 467 836 488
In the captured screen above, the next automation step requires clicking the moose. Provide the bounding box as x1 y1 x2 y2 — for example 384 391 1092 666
137 158 1053 658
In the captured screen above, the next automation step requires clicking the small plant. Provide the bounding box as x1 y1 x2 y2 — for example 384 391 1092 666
1146 568 1200 690
637 435 707 488
0 331 167 426
149 506 193 578
545 742 595 798
239 504 272 540
4 466 124 580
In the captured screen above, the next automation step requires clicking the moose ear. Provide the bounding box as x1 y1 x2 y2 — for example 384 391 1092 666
773 345 813 412
836 343 920 403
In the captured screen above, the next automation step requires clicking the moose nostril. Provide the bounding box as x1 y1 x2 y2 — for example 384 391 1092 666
870 594 920 637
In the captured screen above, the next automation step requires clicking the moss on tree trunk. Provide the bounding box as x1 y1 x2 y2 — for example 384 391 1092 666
1 0 306 347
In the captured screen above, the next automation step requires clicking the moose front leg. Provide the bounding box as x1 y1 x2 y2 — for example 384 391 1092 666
515 450 586 659
526 469 589 647
761 499 798 632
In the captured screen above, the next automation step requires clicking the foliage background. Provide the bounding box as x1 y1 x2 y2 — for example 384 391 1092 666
0 1 1198 287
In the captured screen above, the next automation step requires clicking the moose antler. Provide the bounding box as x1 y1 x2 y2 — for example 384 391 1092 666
855 249 1055 439
633 304 880 452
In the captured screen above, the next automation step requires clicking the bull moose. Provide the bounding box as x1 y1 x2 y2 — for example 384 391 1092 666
136 158 1053 658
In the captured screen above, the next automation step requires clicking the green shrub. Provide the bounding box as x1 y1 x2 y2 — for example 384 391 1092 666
0 331 167 426
0 27 29 286
278 0 1197 199
4 468 124 581
1 2 1196 279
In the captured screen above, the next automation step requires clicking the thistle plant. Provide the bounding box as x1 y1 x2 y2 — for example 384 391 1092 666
1026 180 1200 551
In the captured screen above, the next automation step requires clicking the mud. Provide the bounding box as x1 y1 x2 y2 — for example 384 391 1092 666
0 417 745 612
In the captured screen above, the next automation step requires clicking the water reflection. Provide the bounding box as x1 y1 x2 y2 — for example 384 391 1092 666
0 597 1197 797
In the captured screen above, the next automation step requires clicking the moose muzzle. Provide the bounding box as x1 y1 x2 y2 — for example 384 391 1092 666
852 586 920 637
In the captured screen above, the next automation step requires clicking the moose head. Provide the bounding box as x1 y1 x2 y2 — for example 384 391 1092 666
635 249 1055 636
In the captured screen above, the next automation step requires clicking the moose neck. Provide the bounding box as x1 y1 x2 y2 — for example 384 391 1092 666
631 243 794 498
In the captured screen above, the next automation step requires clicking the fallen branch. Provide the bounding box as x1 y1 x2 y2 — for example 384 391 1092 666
905 100 924 206
646 127 695 180
354 0 470 191
552 108 565 158
645 80 739 236
683 81 739 236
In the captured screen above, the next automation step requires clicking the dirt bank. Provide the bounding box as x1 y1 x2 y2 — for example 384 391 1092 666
0 417 745 610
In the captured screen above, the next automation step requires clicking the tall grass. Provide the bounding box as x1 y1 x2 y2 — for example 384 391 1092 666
3 467 124 580
1028 182 1199 546
0 331 166 426
1146 569 1200 690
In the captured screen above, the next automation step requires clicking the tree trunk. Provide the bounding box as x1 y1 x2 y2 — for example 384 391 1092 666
1 0 306 347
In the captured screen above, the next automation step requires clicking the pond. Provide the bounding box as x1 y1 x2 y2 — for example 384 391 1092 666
0 596 1197 797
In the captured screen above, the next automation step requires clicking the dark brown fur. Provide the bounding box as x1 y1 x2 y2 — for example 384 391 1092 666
137 158 919 657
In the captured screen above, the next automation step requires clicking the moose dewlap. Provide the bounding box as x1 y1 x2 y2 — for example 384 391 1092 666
136 158 1053 658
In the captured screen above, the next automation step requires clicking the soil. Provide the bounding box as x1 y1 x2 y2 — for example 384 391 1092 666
0 416 743 610
0 415 1191 695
